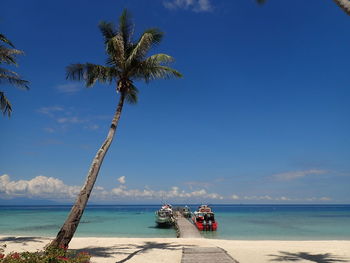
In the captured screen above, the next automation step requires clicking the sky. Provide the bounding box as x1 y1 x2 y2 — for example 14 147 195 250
0 0 349 204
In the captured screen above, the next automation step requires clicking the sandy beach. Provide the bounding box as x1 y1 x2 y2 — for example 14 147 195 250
1 236 349 263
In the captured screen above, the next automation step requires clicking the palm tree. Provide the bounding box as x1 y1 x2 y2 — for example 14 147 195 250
50 9 182 248
0 33 29 116
333 0 350 15
257 0 350 16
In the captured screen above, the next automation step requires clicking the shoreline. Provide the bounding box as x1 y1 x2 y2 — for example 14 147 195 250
1 236 350 263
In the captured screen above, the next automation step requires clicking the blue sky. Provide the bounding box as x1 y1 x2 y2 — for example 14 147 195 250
1 0 349 204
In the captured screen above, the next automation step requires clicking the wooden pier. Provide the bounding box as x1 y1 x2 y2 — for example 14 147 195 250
174 211 202 238
181 247 239 263
174 208 239 263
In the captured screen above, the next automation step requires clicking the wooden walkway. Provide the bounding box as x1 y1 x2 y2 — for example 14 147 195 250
181 247 239 263
174 212 202 238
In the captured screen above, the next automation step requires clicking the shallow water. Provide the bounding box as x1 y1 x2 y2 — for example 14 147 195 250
0 205 349 240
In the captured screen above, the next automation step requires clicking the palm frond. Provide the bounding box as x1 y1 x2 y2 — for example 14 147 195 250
119 9 133 49
0 68 29 89
126 33 153 66
145 54 175 64
0 67 19 77
134 64 182 82
106 34 125 68
0 91 12 116
66 63 85 81
85 64 113 86
98 21 118 43
0 34 14 47
127 29 164 64
65 9 181 106
143 28 163 45
130 53 181 82
124 83 138 104
66 63 118 87
333 0 350 16
0 45 24 65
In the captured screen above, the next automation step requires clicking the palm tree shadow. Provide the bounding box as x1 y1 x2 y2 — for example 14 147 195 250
0 236 46 245
269 251 349 263
115 242 189 263
77 241 195 262
75 245 121 258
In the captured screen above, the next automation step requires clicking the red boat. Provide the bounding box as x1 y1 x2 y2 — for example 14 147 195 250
192 205 218 231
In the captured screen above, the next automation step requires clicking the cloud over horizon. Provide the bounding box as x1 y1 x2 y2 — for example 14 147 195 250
0 174 333 203
0 174 80 200
272 169 328 181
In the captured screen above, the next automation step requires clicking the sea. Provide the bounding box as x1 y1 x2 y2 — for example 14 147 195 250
0 205 349 240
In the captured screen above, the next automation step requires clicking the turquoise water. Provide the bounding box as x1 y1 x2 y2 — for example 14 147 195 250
0 205 349 240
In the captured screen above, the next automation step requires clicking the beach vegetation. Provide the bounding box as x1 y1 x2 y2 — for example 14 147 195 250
0 245 90 263
50 9 181 248
0 33 29 117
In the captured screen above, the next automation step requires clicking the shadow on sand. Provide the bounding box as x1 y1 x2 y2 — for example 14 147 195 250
269 251 349 263
77 241 195 263
0 236 46 245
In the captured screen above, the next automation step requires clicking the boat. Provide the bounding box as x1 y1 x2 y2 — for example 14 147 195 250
155 204 174 227
182 205 191 218
192 205 218 231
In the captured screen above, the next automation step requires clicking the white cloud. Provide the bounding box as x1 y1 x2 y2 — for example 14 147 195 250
229 194 331 202
277 196 290 201
111 185 223 200
0 174 333 203
305 196 332 202
272 169 328 181
37 106 64 117
57 116 85 124
0 174 80 200
117 176 126 184
55 83 82 94
85 124 99 131
243 195 274 201
0 174 223 202
38 106 104 133
163 0 212 12
44 127 55 133
197 0 211 11
231 194 240 200
184 181 212 189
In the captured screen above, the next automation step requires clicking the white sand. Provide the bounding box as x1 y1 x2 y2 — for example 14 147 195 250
1 236 350 263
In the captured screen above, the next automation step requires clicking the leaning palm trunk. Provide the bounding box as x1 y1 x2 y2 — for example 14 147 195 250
333 0 350 15
51 93 125 247
51 9 181 248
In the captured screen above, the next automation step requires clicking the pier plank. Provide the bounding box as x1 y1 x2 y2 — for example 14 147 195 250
181 247 239 263
174 212 202 238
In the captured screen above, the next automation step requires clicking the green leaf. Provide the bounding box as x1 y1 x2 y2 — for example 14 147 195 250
0 45 24 65
0 67 29 89
0 91 12 116
99 21 117 43
119 9 133 49
0 33 14 47
124 83 138 104
66 63 119 87
65 9 182 106
126 29 164 67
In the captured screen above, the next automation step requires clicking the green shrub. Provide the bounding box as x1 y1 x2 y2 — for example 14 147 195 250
0 244 91 263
